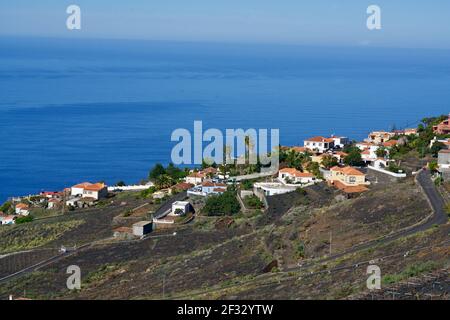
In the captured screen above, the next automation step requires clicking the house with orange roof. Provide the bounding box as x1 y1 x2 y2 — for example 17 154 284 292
382 140 398 148
70 182 107 200
327 166 369 192
185 171 206 185
71 182 93 197
15 203 30 216
278 168 316 185
0 214 16 225
365 131 396 144
433 114 450 135
303 136 335 153
82 183 108 200
187 180 227 196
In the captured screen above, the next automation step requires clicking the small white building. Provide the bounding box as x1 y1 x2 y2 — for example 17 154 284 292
132 221 153 237
171 201 190 216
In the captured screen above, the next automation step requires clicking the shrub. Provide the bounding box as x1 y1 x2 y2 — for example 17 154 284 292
203 191 241 216
15 215 34 224
244 195 264 209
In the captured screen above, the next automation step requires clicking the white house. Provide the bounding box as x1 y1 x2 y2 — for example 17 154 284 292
47 198 61 209
15 203 30 216
331 136 349 149
304 136 334 153
253 182 296 196
171 201 190 216
71 182 92 197
0 215 16 225
278 168 316 185
185 172 205 185
71 182 108 200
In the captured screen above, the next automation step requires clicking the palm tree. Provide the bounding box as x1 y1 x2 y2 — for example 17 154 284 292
155 174 175 189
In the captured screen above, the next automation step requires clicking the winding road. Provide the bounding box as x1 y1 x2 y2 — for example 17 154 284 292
287 168 448 271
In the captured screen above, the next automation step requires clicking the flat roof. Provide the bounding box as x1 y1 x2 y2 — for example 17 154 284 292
173 201 190 206
133 221 153 227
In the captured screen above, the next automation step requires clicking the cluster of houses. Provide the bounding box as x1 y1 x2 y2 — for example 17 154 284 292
433 114 450 180
255 127 420 197
184 167 229 197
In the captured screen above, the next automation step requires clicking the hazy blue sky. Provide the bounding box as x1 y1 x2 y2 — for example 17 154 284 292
1 1 450 48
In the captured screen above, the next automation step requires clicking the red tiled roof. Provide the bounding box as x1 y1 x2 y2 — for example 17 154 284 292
172 182 194 190
305 136 334 143
72 182 92 188
279 168 314 178
83 183 106 191
15 203 29 209
332 180 369 193
382 140 398 147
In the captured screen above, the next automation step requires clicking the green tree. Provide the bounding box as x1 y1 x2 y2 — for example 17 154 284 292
428 160 438 172
320 155 338 169
203 191 241 216
429 142 445 157
375 147 388 158
344 148 364 166
116 181 126 187
154 174 175 189
15 215 34 224
149 163 166 181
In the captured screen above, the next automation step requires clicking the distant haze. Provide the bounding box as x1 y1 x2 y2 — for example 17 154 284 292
1 1 450 49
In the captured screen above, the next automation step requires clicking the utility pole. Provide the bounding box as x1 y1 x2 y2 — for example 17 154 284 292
329 231 332 256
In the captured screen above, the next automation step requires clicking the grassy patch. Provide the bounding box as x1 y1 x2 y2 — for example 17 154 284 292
382 261 439 285
0 220 84 253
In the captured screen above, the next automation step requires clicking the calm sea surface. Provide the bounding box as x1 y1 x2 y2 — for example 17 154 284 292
1 37 450 202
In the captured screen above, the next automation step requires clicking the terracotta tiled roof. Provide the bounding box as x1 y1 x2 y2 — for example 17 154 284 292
213 188 226 192
305 136 334 143
291 146 308 153
172 182 194 190
72 182 92 188
83 183 106 191
332 180 369 193
279 168 314 178
382 140 398 147
330 166 365 176
15 203 29 209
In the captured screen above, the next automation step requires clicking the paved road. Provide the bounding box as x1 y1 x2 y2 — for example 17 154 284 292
287 169 448 271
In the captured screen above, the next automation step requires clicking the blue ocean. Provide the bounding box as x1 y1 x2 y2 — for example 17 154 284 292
1 36 450 202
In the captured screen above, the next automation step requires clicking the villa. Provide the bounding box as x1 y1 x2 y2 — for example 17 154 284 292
185 172 206 185
433 114 450 135
15 203 30 216
0 214 16 225
71 182 108 200
330 136 350 149
327 166 369 194
303 136 335 153
187 180 227 197
278 168 316 185
365 131 395 145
